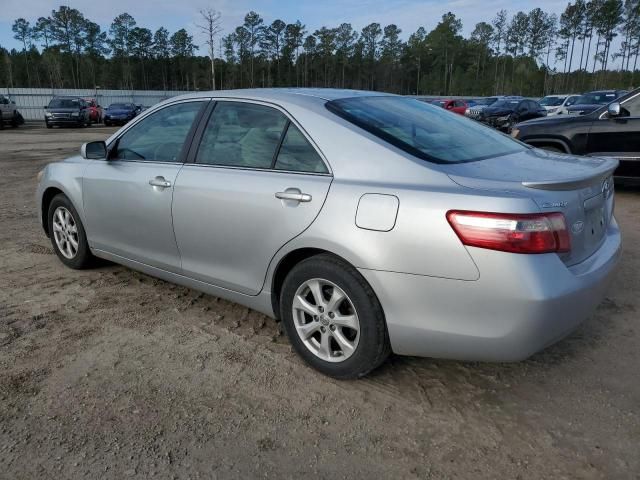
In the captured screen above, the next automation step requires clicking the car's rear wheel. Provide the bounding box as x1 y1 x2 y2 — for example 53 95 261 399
47 194 95 269
280 254 390 379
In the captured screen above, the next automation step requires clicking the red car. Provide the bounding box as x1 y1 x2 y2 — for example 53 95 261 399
430 99 468 115
84 99 103 124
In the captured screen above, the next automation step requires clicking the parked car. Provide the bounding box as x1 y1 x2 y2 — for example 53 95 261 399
566 90 628 116
479 98 547 131
44 97 92 128
430 99 468 115
538 94 581 116
465 95 524 119
0 95 21 128
36 89 620 378
513 88 640 182
103 103 138 126
84 98 103 123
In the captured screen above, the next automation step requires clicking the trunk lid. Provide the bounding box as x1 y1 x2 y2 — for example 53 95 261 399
442 148 618 266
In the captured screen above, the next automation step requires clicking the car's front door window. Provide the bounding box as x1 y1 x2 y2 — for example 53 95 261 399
111 101 204 162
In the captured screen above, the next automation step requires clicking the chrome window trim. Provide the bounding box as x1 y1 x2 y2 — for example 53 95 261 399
181 162 333 177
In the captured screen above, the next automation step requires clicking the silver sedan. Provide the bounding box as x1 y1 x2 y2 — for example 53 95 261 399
36 89 621 378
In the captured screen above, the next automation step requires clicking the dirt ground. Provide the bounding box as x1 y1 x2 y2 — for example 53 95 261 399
0 124 638 480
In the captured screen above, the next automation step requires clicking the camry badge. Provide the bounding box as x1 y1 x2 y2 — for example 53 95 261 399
541 201 568 208
572 220 585 234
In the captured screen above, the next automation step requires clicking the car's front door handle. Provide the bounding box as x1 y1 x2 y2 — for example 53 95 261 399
275 190 312 202
149 176 172 188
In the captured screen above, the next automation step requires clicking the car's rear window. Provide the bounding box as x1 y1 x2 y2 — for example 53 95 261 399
326 96 526 164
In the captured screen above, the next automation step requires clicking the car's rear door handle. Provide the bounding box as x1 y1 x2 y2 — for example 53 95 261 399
275 190 312 202
149 176 172 188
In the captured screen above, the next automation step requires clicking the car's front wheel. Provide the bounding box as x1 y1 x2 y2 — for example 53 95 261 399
47 194 95 269
280 254 390 379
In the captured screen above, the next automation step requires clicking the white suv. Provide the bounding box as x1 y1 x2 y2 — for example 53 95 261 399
538 94 580 116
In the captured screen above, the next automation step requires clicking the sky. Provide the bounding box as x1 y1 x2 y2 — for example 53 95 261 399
0 0 602 69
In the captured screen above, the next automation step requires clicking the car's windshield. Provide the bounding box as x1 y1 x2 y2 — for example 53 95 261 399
326 96 525 164
109 103 130 110
539 96 565 106
491 100 520 108
575 92 618 105
48 98 80 109
474 97 499 106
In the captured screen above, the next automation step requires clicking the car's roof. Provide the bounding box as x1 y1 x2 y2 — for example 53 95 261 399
105 89 390 102
176 88 392 102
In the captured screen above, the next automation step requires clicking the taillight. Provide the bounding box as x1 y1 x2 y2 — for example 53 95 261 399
446 211 570 254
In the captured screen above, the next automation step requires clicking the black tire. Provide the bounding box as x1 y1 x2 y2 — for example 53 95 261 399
45 121 52 129
104 120 110 127
0 111 3 130
280 254 391 379
10 112 18 127
47 194 95 269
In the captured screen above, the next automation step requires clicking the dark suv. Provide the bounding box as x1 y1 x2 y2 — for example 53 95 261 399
45 97 92 128
479 98 547 132
566 90 627 116
512 88 640 182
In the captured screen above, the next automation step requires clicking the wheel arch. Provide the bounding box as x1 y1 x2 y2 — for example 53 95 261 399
41 185 83 237
41 187 66 236
522 137 572 153
269 247 381 321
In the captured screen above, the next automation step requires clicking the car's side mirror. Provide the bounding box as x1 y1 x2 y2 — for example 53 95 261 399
81 141 107 160
446 104 453 109
44 105 48 109
607 102 621 117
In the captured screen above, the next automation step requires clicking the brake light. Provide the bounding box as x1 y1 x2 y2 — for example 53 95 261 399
446 211 570 254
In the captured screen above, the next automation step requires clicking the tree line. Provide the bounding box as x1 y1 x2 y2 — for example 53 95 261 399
3 1 640 97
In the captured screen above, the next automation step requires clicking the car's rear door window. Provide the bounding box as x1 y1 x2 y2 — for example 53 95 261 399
326 96 525 164
196 102 288 169
274 123 328 173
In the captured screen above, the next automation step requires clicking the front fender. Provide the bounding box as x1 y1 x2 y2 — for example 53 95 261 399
36 157 90 235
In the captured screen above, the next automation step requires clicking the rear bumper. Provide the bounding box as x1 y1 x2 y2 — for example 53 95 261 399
360 218 621 361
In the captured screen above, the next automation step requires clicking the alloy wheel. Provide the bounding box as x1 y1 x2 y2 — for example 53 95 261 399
52 206 79 259
292 278 360 363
